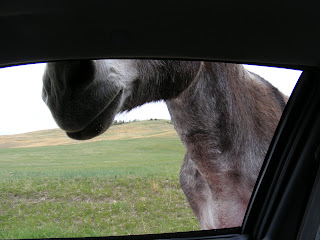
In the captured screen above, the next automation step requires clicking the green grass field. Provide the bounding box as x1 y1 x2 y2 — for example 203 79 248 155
0 120 200 239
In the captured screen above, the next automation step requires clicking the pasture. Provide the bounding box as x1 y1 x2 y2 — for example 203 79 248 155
0 120 199 239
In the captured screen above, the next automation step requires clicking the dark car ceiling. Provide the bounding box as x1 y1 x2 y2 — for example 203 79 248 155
0 0 319 69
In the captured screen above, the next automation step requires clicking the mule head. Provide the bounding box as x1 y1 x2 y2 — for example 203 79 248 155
42 59 201 140
42 60 139 140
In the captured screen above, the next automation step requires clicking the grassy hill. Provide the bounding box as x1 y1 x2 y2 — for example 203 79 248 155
0 120 176 149
0 120 184 179
0 120 199 239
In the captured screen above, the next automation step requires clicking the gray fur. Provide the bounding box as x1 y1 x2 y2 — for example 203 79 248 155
42 60 286 229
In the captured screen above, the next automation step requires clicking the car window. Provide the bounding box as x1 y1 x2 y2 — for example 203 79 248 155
0 60 301 239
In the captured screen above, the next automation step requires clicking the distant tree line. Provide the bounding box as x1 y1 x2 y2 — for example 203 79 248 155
112 118 172 125
112 119 138 125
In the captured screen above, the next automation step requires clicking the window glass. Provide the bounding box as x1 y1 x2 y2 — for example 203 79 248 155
0 60 301 239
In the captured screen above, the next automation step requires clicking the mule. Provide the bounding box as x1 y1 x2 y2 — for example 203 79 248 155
42 60 287 229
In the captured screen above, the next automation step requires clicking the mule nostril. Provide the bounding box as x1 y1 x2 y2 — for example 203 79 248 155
68 60 96 88
42 73 51 102
42 87 48 103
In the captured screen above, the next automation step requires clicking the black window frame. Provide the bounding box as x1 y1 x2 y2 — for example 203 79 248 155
1 1 320 239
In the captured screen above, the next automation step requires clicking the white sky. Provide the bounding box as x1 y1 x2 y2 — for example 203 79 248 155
0 63 302 136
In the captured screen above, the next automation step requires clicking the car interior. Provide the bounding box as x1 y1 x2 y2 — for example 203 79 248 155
1 1 319 240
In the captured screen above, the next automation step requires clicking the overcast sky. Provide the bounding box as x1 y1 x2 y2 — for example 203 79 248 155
0 63 302 136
